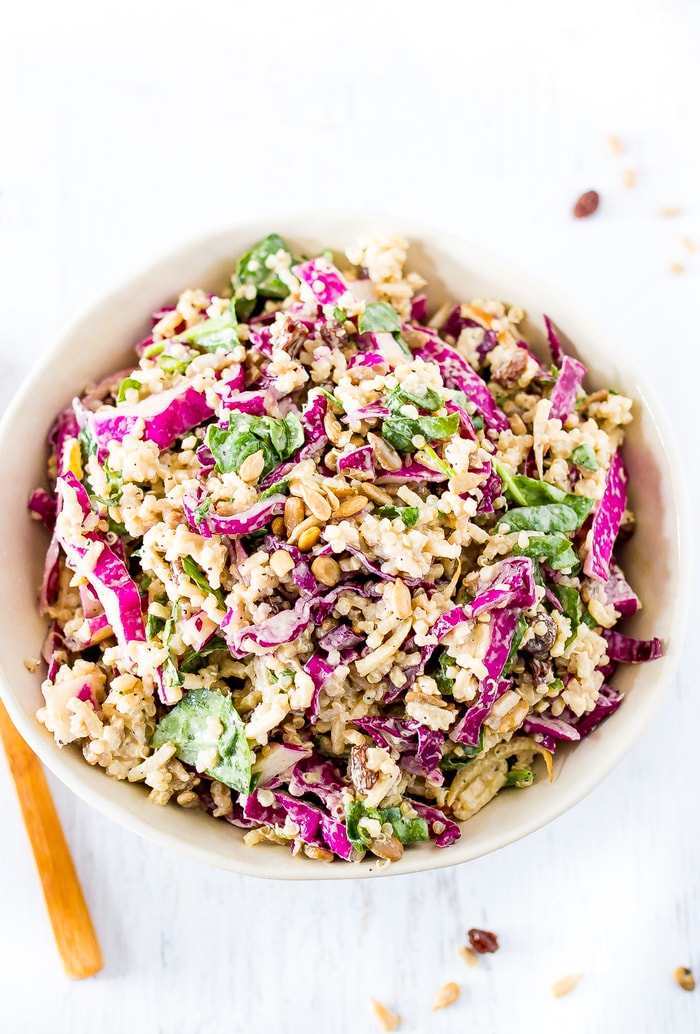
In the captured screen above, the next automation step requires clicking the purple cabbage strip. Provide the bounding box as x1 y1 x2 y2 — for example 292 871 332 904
475 461 503 514
450 675 512 747
248 309 278 327
600 561 639 617
154 665 181 706
444 399 477 441
223 595 316 656
241 790 286 827
303 654 335 723
28 488 57 530
410 295 428 322
354 717 444 785
41 621 66 682
477 329 499 366
63 612 112 652
88 382 215 452
439 305 480 342
275 793 322 842
522 713 581 741
543 315 564 368
576 684 624 738
415 338 509 432
432 605 470 640
216 364 246 394
40 537 61 614
317 624 363 654
549 355 587 422
79 582 102 619
265 535 317 595
407 725 445 782
184 493 286 539
248 326 273 357
602 629 663 663
450 608 521 746
298 393 328 460
293 258 349 306
224 585 363 657
276 792 355 860
342 400 390 423
424 557 535 658
258 461 296 491
596 660 617 681
50 406 80 476
347 352 388 371
253 743 312 790
180 610 217 652
319 814 356 861
376 461 448 484
237 787 355 857
196 442 215 475
217 390 269 417
287 753 346 816
468 556 536 617
337 445 374 477
55 473 146 653
344 545 393 584
342 545 426 591
583 451 628 582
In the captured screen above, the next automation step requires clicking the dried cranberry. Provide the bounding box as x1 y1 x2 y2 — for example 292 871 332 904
468 928 499 954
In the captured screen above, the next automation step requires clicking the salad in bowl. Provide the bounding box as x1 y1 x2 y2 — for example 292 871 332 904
28 230 663 868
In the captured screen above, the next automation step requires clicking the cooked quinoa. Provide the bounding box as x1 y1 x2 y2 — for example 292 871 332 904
29 233 662 864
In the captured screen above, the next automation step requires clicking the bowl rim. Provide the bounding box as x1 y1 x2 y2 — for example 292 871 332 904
0 213 692 880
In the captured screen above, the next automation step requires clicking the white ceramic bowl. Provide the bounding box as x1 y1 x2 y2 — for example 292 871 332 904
0 217 690 880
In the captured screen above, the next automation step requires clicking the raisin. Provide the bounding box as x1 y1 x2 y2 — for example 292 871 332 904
276 314 308 355
527 655 553 684
522 614 557 657
349 744 377 794
468 928 499 954
319 319 349 349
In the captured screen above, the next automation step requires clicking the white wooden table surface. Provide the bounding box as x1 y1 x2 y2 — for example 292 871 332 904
1 2 699 1031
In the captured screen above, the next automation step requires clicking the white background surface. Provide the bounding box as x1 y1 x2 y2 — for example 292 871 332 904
1 2 699 1032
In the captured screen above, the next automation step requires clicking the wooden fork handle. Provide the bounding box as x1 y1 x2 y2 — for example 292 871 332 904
0 700 103 979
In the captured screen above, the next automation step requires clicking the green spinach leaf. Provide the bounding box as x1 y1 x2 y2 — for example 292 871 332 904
571 444 599 471
375 504 420 527
117 377 142 403
345 800 429 850
232 233 293 321
174 302 238 353
494 462 593 525
208 411 304 479
513 532 580 572
440 730 485 769
549 583 582 646
504 767 535 788
434 650 455 695
151 688 253 794
181 555 226 608
386 384 443 413
497 503 580 534
382 412 459 454
179 635 228 674
358 301 402 334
